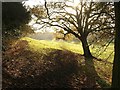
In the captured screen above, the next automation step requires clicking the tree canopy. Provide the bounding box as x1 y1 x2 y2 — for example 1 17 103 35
2 2 30 31
2 2 32 50
29 1 115 58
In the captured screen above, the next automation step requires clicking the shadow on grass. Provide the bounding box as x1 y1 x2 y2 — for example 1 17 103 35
2 49 79 88
84 57 110 88
2 47 111 89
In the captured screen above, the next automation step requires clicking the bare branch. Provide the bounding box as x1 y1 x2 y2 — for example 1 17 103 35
89 27 114 34
44 0 51 19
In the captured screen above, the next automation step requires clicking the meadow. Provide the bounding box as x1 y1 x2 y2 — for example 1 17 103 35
22 37 114 63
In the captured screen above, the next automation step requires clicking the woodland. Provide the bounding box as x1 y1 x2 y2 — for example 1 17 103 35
2 1 120 89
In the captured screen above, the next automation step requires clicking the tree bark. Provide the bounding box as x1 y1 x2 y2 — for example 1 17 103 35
112 2 120 89
81 36 93 58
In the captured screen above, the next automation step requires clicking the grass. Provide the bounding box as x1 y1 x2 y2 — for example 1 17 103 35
21 37 114 63
22 37 113 84
21 37 84 54
3 37 113 88
90 43 114 63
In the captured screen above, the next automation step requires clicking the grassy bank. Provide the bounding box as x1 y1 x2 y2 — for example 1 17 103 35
2 37 113 88
22 37 114 63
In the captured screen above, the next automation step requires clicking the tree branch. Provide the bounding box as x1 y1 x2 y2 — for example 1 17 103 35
44 0 51 19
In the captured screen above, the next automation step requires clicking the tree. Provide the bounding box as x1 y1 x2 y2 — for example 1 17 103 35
30 1 114 58
2 2 32 50
112 1 120 88
2 2 31 31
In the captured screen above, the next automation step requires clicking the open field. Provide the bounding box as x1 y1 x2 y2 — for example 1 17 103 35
22 37 114 63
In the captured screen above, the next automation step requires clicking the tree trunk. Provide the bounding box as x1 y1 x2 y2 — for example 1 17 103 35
112 2 120 89
81 36 93 58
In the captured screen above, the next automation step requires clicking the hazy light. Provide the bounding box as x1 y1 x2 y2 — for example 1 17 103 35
25 0 81 33
24 0 44 8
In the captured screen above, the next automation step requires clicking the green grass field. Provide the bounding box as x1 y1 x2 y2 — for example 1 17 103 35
21 37 84 54
20 37 113 86
21 37 114 63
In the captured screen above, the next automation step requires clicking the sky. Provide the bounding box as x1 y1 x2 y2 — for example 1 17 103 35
24 0 80 33
24 0 44 8
24 0 80 8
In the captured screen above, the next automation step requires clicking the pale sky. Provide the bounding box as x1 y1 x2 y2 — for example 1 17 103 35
24 0 80 8
24 0 80 33
24 0 44 8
